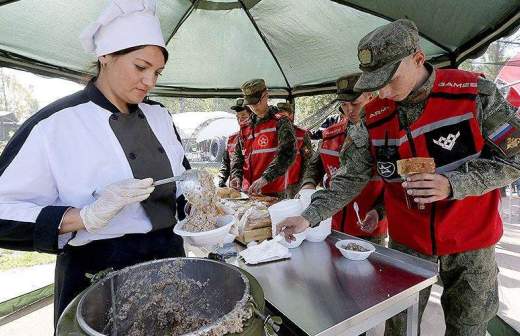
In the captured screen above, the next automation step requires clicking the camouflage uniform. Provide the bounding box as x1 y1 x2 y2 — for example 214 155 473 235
218 137 235 187
218 98 249 187
302 74 387 245
302 19 519 335
275 100 314 198
285 130 313 199
303 130 386 246
230 104 297 198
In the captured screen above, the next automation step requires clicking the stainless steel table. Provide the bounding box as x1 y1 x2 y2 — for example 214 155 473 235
230 231 438 336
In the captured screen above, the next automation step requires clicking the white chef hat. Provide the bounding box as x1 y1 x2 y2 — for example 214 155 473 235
80 0 166 57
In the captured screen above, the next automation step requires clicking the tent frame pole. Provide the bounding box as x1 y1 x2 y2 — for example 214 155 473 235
237 0 292 92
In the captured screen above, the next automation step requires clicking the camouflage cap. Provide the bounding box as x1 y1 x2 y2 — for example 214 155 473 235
241 79 267 105
276 101 293 113
355 19 420 92
335 73 362 102
230 98 247 112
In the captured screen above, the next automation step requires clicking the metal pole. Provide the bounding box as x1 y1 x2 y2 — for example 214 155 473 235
509 183 512 225
406 294 419 336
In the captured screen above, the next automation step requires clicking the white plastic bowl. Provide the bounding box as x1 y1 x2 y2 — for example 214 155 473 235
305 217 332 242
173 215 236 247
335 239 375 261
268 199 303 238
279 231 306 249
222 232 236 245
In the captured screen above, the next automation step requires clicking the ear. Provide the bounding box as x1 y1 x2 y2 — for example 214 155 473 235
413 50 426 67
98 55 108 67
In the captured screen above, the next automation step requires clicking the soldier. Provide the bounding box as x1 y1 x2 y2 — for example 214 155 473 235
230 79 297 197
276 101 313 198
301 74 387 245
277 19 520 336
217 98 251 187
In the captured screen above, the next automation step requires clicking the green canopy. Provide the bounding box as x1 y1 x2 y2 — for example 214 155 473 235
0 0 519 98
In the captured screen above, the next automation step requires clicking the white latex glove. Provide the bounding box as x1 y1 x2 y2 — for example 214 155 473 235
80 178 155 233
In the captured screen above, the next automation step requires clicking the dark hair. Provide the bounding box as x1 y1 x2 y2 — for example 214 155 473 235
92 45 169 74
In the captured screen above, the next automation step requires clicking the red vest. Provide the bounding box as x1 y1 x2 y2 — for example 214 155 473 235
240 114 288 194
285 126 307 186
365 69 502 256
226 132 239 157
320 118 388 237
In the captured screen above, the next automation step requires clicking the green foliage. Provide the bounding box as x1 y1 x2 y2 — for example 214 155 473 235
0 69 39 121
460 33 520 81
0 249 55 271
294 94 334 124
153 97 236 114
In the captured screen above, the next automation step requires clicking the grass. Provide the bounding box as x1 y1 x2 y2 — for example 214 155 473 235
0 249 55 271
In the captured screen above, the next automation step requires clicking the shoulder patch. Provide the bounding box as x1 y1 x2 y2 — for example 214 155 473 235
364 99 397 127
476 77 496 96
488 122 520 157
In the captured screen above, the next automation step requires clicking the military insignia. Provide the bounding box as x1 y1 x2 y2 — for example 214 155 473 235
257 134 269 147
489 123 520 157
433 131 460 151
337 78 349 90
377 161 396 178
358 48 372 66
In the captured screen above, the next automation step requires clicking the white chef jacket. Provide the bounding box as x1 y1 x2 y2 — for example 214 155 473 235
0 82 187 250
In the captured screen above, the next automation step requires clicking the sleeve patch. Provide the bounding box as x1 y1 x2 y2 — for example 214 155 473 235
489 122 520 156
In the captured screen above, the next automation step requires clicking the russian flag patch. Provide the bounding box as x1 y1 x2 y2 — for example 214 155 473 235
489 122 520 156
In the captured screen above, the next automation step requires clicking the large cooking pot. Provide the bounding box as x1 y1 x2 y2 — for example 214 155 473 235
56 258 266 336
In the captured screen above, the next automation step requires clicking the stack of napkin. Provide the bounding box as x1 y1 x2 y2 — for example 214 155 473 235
239 235 291 264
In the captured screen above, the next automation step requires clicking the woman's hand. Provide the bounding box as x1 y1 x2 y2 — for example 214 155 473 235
80 178 155 233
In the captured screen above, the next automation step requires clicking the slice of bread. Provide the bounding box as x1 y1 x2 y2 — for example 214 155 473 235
397 157 436 176
217 187 242 199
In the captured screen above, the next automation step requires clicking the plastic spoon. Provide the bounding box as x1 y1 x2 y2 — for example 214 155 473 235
92 169 201 198
153 169 201 186
353 202 363 225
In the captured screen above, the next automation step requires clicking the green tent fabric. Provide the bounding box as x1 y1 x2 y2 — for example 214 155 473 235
0 0 519 97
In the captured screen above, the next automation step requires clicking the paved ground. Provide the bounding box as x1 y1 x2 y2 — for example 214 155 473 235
1 196 518 335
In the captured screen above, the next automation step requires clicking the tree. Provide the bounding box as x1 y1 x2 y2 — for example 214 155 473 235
460 32 520 81
295 94 336 128
153 97 235 114
0 69 39 121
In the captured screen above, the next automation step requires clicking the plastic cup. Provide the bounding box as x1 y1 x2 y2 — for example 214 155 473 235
268 199 304 238
298 189 316 209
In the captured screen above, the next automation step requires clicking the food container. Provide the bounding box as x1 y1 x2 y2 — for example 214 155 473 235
298 189 316 209
74 258 255 336
268 199 303 238
335 239 375 261
174 215 236 247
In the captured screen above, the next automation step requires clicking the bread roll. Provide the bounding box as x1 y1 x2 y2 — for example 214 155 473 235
397 157 435 176
217 187 241 199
